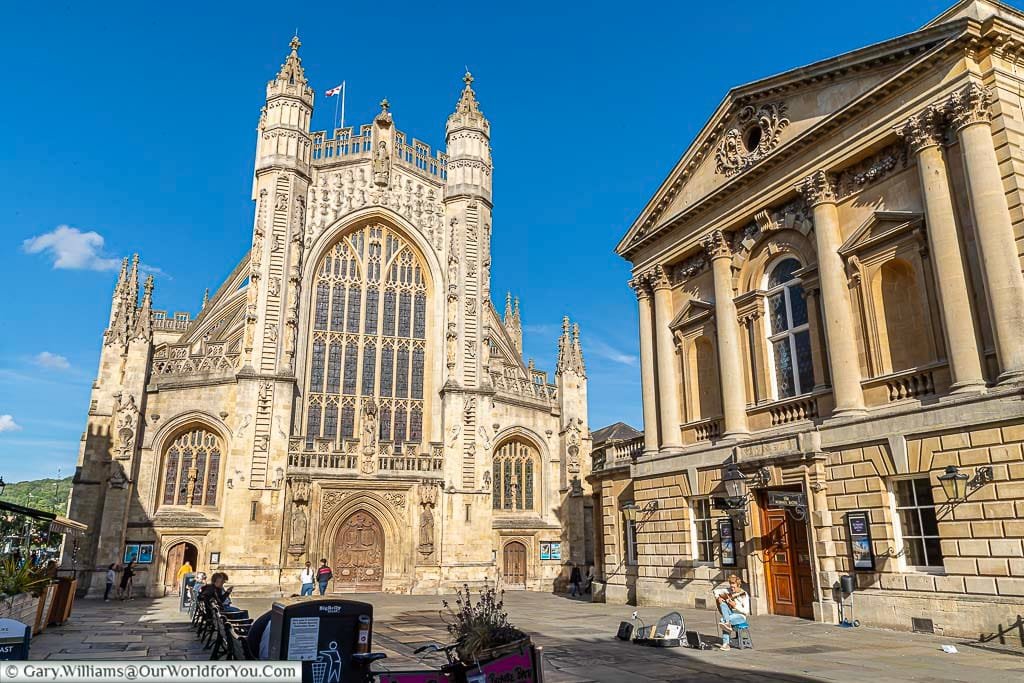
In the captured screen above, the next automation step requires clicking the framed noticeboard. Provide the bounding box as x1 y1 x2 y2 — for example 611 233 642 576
138 544 154 564
847 510 874 570
718 519 736 567
539 543 551 560
123 544 140 564
539 541 561 560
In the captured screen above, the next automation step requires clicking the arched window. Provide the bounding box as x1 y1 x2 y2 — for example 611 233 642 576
303 224 430 453
764 258 814 399
492 439 538 512
161 427 222 507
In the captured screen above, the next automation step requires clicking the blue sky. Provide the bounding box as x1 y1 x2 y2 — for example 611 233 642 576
0 0 969 482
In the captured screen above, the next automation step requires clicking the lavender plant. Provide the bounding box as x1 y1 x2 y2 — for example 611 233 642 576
441 584 528 662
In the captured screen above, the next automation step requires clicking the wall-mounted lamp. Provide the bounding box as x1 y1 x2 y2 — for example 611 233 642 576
938 464 993 503
717 463 771 526
621 500 659 524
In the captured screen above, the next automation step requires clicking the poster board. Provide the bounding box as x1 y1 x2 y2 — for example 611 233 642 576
846 511 874 570
539 542 561 560
123 544 140 564
718 519 736 567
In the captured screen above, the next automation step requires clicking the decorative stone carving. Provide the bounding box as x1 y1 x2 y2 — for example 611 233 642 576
946 83 992 131
794 170 837 207
838 143 912 197
288 505 307 554
360 400 378 473
321 489 350 518
418 482 437 557
672 251 707 282
383 491 407 510
482 469 491 491
715 102 790 177
703 229 733 260
291 478 310 504
113 393 139 460
275 193 288 212
566 420 582 474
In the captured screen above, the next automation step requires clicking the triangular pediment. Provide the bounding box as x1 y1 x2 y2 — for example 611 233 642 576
838 211 924 256
668 298 714 333
924 0 1024 30
617 16 966 258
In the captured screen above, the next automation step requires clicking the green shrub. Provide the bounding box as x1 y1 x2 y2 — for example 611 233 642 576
0 560 47 597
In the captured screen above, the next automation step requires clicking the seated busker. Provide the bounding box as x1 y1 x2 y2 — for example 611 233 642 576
713 573 749 651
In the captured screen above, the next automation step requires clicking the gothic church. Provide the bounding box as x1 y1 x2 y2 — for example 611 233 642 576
65 38 592 596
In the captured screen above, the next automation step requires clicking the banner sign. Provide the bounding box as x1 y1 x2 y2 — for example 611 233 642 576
847 510 875 570
766 491 806 509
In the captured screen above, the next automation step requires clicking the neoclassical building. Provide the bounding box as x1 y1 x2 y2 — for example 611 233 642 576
64 39 592 596
597 0 1024 637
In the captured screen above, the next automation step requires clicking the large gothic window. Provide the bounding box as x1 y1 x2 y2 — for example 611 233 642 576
161 427 222 507
764 258 814 399
304 224 429 452
492 439 538 512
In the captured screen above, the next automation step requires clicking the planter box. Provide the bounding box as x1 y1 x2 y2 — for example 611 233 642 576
0 593 41 631
35 584 57 635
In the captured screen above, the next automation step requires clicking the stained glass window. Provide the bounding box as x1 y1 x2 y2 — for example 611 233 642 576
492 439 539 511
303 225 429 454
343 343 358 395
396 349 409 398
326 343 342 394
161 428 223 507
765 258 813 399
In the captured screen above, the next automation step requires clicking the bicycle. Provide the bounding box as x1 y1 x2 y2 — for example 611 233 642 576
351 640 483 683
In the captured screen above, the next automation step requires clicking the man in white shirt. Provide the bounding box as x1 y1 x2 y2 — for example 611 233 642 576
299 561 315 596
714 574 749 650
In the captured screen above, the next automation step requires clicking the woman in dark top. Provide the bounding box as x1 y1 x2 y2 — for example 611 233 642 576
119 561 136 600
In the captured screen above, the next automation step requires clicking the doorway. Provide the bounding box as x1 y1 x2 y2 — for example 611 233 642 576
333 511 385 592
503 541 527 588
163 541 198 595
760 496 814 619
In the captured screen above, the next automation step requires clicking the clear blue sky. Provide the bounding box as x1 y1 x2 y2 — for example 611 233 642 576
0 0 969 482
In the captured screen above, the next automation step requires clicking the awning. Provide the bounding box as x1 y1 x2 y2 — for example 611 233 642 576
49 516 87 536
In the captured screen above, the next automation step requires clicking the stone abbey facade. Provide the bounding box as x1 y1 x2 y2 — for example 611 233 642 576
596 0 1024 638
64 39 592 596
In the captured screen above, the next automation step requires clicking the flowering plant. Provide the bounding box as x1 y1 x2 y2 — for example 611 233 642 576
441 584 528 663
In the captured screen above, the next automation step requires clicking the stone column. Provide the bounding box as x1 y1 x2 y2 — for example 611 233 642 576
896 106 986 392
948 83 1024 383
651 266 683 450
705 230 749 437
631 278 660 454
796 171 866 416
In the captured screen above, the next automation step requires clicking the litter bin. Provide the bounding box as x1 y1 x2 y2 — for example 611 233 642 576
267 598 373 683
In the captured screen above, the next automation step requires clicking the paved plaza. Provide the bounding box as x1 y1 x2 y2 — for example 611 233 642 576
28 592 1024 682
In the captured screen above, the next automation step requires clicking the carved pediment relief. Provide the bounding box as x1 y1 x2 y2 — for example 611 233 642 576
714 102 790 177
838 211 924 258
668 298 714 335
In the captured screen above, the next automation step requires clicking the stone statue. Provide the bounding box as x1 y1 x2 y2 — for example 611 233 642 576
373 141 391 187
419 504 434 549
361 401 378 456
290 505 307 548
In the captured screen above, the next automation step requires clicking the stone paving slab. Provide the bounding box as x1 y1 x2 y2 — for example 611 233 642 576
26 592 1024 682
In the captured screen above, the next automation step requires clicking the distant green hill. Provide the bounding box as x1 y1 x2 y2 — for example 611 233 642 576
2 477 72 516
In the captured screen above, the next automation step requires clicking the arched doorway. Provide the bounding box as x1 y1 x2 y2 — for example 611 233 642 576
163 541 198 594
503 541 527 589
333 511 384 592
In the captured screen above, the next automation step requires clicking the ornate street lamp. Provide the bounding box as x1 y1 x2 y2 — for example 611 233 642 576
722 464 748 501
938 464 993 503
621 502 638 523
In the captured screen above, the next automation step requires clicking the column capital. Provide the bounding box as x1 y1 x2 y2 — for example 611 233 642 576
703 229 733 260
650 265 672 292
894 106 946 154
794 170 837 207
628 276 652 300
946 83 992 132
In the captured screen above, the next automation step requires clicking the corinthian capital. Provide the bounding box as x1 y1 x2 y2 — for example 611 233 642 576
894 106 946 154
650 265 672 291
794 170 837 207
946 83 992 132
628 276 652 300
703 229 732 260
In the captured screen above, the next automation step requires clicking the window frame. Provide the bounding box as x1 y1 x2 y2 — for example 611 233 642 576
690 497 716 565
763 257 813 400
889 475 946 574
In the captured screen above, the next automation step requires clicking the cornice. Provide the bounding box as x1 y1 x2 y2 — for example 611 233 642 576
617 20 976 261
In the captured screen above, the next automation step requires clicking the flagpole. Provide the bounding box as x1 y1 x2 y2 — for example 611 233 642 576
333 89 340 132
340 81 346 130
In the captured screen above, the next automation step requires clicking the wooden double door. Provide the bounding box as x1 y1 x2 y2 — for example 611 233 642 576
760 501 814 619
503 541 527 588
333 511 384 592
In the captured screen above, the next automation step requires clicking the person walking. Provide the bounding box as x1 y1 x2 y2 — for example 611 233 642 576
569 564 583 597
316 558 333 595
175 559 194 594
584 564 595 595
299 561 315 596
120 560 136 600
104 564 116 602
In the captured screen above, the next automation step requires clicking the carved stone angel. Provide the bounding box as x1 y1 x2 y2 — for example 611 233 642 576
373 141 391 187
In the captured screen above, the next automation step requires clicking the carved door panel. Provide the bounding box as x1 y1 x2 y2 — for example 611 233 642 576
790 513 815 619
164 543 185 594
333 512 385 592
762 508 797 618
503 541 527 588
